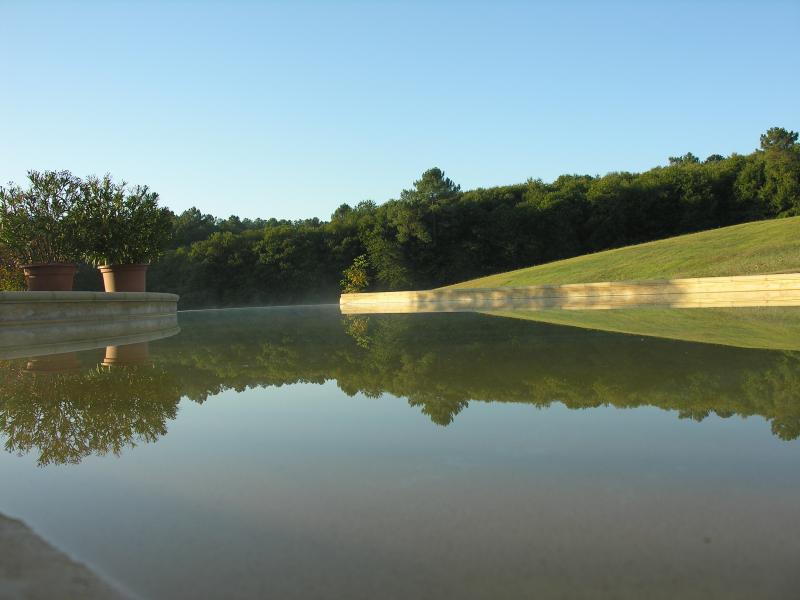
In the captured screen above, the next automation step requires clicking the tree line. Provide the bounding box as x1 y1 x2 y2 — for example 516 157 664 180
80 127 800 307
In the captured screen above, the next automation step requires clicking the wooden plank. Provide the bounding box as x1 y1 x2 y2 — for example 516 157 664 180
339 273 800 312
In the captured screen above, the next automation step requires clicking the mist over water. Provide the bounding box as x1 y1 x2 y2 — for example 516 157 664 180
1 306 799 599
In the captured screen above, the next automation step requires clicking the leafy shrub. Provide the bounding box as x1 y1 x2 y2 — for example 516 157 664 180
0 170 84 265
0 243 24 290
80 175 173 266
340 254 369 293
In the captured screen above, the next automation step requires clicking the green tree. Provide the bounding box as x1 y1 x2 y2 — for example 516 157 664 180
340 254 370 293
172 207 218 247
669 152 700 165
759 127 800 215
760 127 798 152
400 167 461 206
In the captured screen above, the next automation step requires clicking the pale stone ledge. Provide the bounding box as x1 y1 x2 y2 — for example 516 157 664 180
0 512 129 599
340 273 800 314
0 291 179 353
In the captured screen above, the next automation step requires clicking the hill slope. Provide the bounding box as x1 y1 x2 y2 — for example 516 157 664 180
446 217 800 289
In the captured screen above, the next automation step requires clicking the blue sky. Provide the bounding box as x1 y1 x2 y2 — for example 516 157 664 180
2 1 798 220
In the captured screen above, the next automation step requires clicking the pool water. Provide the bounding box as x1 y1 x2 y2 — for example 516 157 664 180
1 306 799 599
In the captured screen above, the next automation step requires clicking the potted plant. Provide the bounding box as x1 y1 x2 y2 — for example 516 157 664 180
80 175 173 292
0 170 83 291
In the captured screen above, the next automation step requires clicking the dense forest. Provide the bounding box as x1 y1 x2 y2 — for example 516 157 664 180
85 127 799 308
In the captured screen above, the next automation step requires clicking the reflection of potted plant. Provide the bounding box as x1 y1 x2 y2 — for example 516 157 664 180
0 359 180 465
102 342 150 367
80 175 173 292
0 171 83 291
25 352 82 374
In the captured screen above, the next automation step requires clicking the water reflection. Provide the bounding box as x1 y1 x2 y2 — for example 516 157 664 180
163 309 800 437
0 353 179 465
102 341 151 367
1 307 799 465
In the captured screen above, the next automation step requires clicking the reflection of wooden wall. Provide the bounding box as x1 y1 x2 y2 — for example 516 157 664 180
340 273 800 314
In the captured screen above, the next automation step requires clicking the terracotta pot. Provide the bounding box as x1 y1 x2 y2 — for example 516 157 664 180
22 263 78 291
99 264 149 292
102 342 150 367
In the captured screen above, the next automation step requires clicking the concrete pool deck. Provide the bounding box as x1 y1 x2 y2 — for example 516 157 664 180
0 291 179 355
0 513 128 599
340 273 800 314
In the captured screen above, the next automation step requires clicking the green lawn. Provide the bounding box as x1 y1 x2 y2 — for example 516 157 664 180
485 307 800 351
446 217 800 289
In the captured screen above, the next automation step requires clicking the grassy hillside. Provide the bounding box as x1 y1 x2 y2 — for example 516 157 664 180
446 217 800 289
485 307 800 351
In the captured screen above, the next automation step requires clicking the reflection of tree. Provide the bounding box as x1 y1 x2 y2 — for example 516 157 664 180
742 356 800 441
4 308 800 459
341 315 371 349
0 361 180 465
151 308 800 439
409 396 469 426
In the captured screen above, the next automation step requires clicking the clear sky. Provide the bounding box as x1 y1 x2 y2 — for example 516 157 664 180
2 1 798 220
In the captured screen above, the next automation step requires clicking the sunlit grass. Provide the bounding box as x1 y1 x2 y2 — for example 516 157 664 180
447 217 800 289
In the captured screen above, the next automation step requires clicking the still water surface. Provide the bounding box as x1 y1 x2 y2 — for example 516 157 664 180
1 306 799 599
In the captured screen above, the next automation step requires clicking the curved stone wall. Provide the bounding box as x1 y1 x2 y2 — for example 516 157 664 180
0 291 179 356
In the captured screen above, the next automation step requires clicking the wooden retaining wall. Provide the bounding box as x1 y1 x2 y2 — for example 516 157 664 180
340 273 800 314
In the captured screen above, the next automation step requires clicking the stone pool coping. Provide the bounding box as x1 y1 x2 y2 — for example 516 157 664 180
0 291 179 352
340 273 800 313
0 512 129 599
